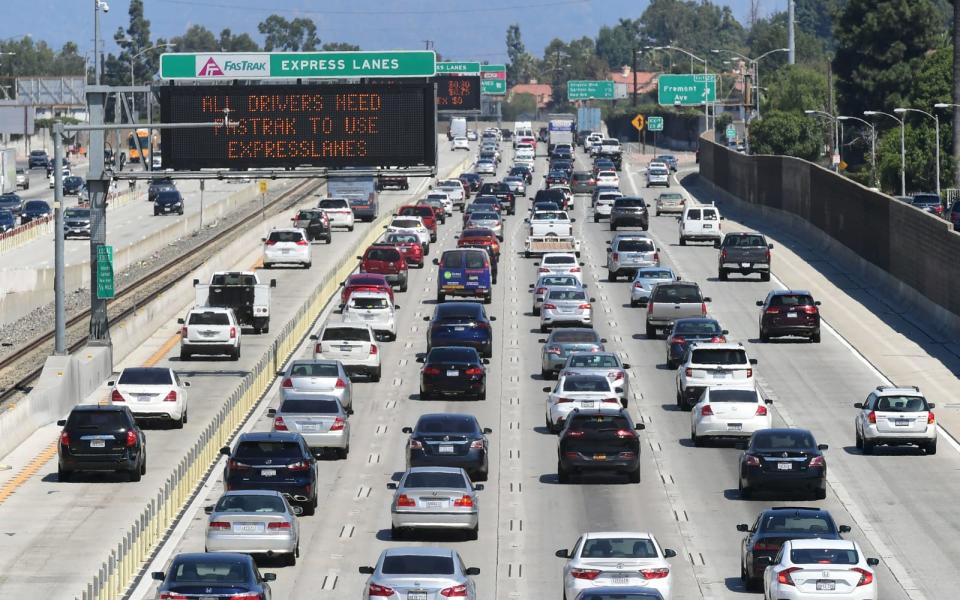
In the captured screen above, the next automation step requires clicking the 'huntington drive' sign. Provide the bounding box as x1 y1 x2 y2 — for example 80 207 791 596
160 51 437 80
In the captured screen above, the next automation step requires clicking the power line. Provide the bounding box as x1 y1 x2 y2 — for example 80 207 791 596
153 0 591 15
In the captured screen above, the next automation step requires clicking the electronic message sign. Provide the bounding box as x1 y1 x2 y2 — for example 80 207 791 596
435 75 481 111
159 82 436 170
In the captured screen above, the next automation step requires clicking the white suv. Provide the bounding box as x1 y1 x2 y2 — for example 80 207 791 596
340 291 398 341
317 197 356 231
854 385 937 454
311 322 381 381
675 342 757 410
678 204 723 246
262 227 312 269
178 307 241 360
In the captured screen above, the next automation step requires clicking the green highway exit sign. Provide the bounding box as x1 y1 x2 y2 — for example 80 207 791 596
657 74 717 106
96 245 114 300
480 64 507 95
567 80 615 100
160 51 436 80
437 62 481 75
647 116 664 131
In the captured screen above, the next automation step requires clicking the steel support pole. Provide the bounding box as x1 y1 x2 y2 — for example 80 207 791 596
900 121 906 196
87 90 111 344
94 0 101 85
53 122 66 354
788 0 796 65
935 115 941 199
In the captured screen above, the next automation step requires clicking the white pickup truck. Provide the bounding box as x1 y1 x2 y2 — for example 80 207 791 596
193 271 276 334
528 210 575 237
524 210 580 258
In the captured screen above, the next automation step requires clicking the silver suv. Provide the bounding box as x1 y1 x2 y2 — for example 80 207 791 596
854 385 937 454
606 234 659 281
645 282 710 338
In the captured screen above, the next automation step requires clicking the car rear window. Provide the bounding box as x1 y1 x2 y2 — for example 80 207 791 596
762 514 834 533
875 395 928 412
725 234 766 246
188 311 230 325
215 494 286 513
790 548 859 565
652 285 701 303
268 230 303 243
686 209 701 220
561 376 610 392
318 199 349 209
279 399 340 414
568 354 619 368
321 327 371 342
403 472 468 489
691 349 747 365
170 559 249 584
381 555 455 575
416 416 479 434
234 441 302 459
428 347 479 363
614 199 646 208
709 389 758 403
386 234 419 244
211 273 257 285
770 294 815 307
118 368 173 385
392 219 420 229
752 431 816 450
568 414 630 431
636 269 673 280
366 248 401 261
350 297 389 309
540 276 577 287
348 275 385 286
581 537 657 558
400 206 432 216
547 289 586 301
674 320 721 335
617 239 654 252
573 172 592 181
68 410 127 430
552 331 598 343
544 255 575 265
702 209 719 220
289 361 339 377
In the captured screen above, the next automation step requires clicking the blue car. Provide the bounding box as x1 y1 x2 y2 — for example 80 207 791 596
21 200 51 224
424 302 496 358
434 248 493 304
220 432 318 515
0 209 16 233
152 552 275 599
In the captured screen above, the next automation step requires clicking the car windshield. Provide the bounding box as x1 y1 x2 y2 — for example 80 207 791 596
752 431 816 450
25 201 49 211
674 321 721 335
289 362 339 377
636 270 673 280
118 368 173 385
391 219 420 229
770 294 815 307
67 410 127 430
215 494 286 513
188 311 230 325
280 399 340 414
170 559 249 584
762 514 835 533
617 239 654 251
552 331 598 343
403 472 468 489
568 355 619 368
350 297 389 310
691 349 747 365
366 248 401 261
64 176 84 186
561 376 610 392
65 208 90 219
428 347 478 362
581 537 658 559
381 555 455 575
268 231 302 243
726 235 766 246
234 441 302 459
322 327 371 341
790 548 859 565
548 290 586 301
416 416 479 434
875 395 928 412
652 285 701 303
544 255 575 265
709 389 758 403
318 199 348 209
541 276 577 287
386 234 419 244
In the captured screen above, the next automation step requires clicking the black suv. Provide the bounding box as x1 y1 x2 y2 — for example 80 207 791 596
57 404 146 482
478 182 515 215
148 177 177 203
737 507 850 591
28 149 50 169
221 432 319 515
557 408 644 484
609 197 649 231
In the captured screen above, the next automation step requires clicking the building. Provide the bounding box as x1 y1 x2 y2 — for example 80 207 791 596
507 81 553 109
608 66 657 96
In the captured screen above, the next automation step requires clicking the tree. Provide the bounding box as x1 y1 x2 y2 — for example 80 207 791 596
876 123 943 192
219 29 259 52
108 0 161 86
505 24 536 87
170 25 218 52
761 64 830 114
503 92 538 121
321 42 360 51
748 111 823 159
596 18 640 71
639 0 746 61
0 38 85 85
258 15 320 51
794 0 845 49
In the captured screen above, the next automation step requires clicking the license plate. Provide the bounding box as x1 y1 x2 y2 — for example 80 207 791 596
301 424 321 432
594 453 607 460
727 423 742 430
438 445 455 454
90 439 105 448
446 370 459 377
339 345 354 352
612 575 629 585
787 312 798 318
408 593 428 600
281 249 290 254
895 419 910 426
703 224 712 229
138 395 153 402
816 581 836 591
454 326 465 331
425 500 447 509
740 262 750 268
261 469 276 477
777 462 792 471
582 401 595 408
233 523 265 534
200 330 216 337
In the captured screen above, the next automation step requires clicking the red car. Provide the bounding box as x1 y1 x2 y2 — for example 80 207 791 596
457 228 501 261
383 232 425 268
340 273 395 307
397 205 437 242
358 244 409 292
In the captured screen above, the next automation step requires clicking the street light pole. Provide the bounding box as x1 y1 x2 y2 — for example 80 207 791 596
895 107 940 198
804 109 840 167
838 115 878 188
93 0 108 85
128 43 175 122
865 110 906 196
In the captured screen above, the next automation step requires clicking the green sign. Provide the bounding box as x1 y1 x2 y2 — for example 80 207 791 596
160 51 436 80
96 245 114 300
726 125 737 140
567 80 615 100
437 61 481 75
647 116 664 132
480 64 507 95
657 74 717 106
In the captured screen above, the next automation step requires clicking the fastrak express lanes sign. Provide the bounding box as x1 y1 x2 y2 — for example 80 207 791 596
160 51 437 80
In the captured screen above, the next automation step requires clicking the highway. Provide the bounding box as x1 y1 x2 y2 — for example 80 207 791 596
1 139 959 600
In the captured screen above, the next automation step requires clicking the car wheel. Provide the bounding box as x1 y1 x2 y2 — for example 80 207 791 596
178 209 184 215
371 368 382 383
179 349 191 361
811 330 821 343
855 428 863 450
541 368 550 380
436 292 445 303
925 440 938 455
739 479 751 500
719 269 727 281
231 346 240 361
759 328 770 343
610 223 617 231
483 293 492 305
477 387 486 401
286 552 297 567
627 465 641 483
58 465 71 482
557 463 570 484
593 215 599 223
607 270 616 282
337 446 350 460
679 236 686 246
467 524 479 541
391 525 404 540
302 498 317 516
630 299 638 307
174 409 186 429
676 388 683 408
399 280 408 293
348 225 355 232
419 387 431 400
656 209 661 216
128 465 142 482
761 272 771 282
692 430 704 447
646 324 657 338
815 487 827 500
862 439 874 455
540 324 549 334
325 235 332 244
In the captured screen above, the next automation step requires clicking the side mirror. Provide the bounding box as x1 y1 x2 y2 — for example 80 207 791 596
204 506 214 515
722 329 729 335
386 482 397 490
663 548 677 559
263 573 277 582
600 338 608 343
220 446 232 456
736 523 749 532
854 402 863 409
177 318 185 325
465 567 481 576
764 398 773 405
270 279 277 288
815 300 822 306
261 237 266 242
151 572 165 581
839 525 852 533
489 316 497 321
358 566 375 574
474 483 484 491
756 300 763 307
356 256 363 260
606 247 612 252
415 356 424 363
703 297 712 303
867 558 880 567
483 427 493 434
192 278 199 286
749 358 758 365
768 243 774 249
183 382 191 387
309 334 318 340
929 402 936 408
393 305 400 310
533 262 540 266
542 386 551 393
528 283 534 289
276 370 285 376
423 316 430 321
589 297 596 303
635 423 645 430
756 556 772 566
555 549 570 558
57 419 66 426
267 408 277 417
735 442 748 450
621 363 631 369
432 258 440 265
538 339 547 343
817 444 829 451
482 358 490 365
570 218 577 222
401 427 413 434
107 380 115 387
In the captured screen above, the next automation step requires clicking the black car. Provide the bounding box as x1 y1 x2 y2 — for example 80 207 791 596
56 404 146 482
154 190 184 215
757 289 821 343
424 301 496 357
64 206 92 238
292 208 332 243
21 200 51 224
28 149 50 169
550 159 575 177
738 428 828 500
418 346 489 400
61 175 85 196
609 197 649 231
148 177 176 202
0 209 16 233
402 413 492 481
0 193 23 217
592 158 616 175
533 187 566 208
545 170 569 187
152 553 275 600
557 408 644 483
459 172 482 194
509 165 533 184
597 151 623 170
478 182 515 215
551 147 573 161
665 317 727 368
910 192 943 216
737 507 851 590
220 432 319 515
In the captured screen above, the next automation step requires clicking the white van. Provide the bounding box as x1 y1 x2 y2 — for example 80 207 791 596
678 204 723 246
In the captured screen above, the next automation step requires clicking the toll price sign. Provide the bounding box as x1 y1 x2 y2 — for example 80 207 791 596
159 83 437 170
435 75 481 111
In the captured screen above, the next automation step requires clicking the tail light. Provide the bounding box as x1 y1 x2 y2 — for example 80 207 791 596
570 267 581 273
409 439 423 450
330 417 345 431
111 389 124 402
701 302 708 316
611 252 619 261
208 521 230 530
671 336 686 345
610 371 625 380
281 378 293 388
440 584 469 597
710 336 725 343
536 287 547 294
286 461 310 471
720 249 727 260
578 303 592 310
423 366 442 376
633 281 644 288
164 390 178 402
453 495 474 507
556 397 574 403
538 267 549 273
267 521 292 530
755 405 768 416
744 454 761 467
335 378 347 389
465 367 484 376
867 411 876 424
315 342 324 354
565 431 585 438
543 303 557 310
685 368 693 377
546 346 561 355
764 248 771 261
570 568 601 580
640 567 670 579
653 251 660 263
754 541 780 551
125 430 137 447
370 344 379 355
180 326 188 338
60 431 70 446
802 305 819 315
295 239 308 246
368 583 395 597
228 459 251 471
647 301 654 313
264 240 276 246
470 440 484 449
852 567 874 586
159 594 189 600
928 411 935 424
615 429 637 439
273 416 288 431
809 456 825 468
700 405 714 416
229 326 237 339
396 494 416 507
746 368 753 378
765 307 780 314
777 566 801 586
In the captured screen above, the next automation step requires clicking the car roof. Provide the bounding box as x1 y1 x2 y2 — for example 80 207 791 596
550 328 600 340
770 289 813 296
753 427 813 437
435 302 484 315
690 342 744 350
761 506 828 516
381 546 455 558
119 366 173 375
71 404 126 412
188 306 233 313
405 466 466 475
584 531 655 539
787 538 856 550
323 322 373 331
347 290 391 300
237 431 303 443
873 385 924 396
270 227 302 234
172 552 253 564
221 489 285 498
290 358 339 366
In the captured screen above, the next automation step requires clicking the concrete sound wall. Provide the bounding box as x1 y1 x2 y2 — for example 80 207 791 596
699 139 960 334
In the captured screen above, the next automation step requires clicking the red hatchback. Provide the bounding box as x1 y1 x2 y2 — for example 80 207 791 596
383 232 425 268
397 205 438 242
457 228 501 261
358 244 409 292
340 273 395 307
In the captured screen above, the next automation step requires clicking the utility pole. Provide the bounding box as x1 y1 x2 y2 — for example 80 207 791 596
631 48 638 107
53 122 66 354
787 0 796 65
954 0 960 187
94 0 102 85
88 88 110 343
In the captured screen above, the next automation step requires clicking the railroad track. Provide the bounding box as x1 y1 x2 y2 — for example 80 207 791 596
0 178 321 404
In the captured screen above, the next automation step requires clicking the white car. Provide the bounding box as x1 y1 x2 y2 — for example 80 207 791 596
436 180 466 209
690 383 772 446
537 252 584 282
475 159 496 175
596 170 620 187
49 168 71 188
386 216 431 247
854 385 938 454
544 373 622 433
178 307 241 360
317 197 356 231
340 290 398 341
425 190 454 215
262 227 312 269
648 161 669 171
278 358 354 412
108 367 190 428
646 166 670 187
557 531 677 600
560 351 630 404
539 286 594 332
515 147 535 162
451 136 470 151
676 342 757 410
311 322 381 381
514 155 535 171
763 539 879 600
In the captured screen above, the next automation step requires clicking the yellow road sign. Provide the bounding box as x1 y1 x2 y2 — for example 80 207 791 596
631 114 645 131
258 180 268 194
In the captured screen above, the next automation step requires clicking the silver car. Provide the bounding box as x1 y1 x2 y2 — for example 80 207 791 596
475 160 496 175
278 358 353 412
530 275 584 315
655 191 686 215
502 175 526 197
606 235 659 281
630 267 679 307
561 352 631 405
540 287 595 332
540 328 607 380
389 467 482 540
465 211 503 240
268 394 350 458
204 490 300 565
360 547 480 600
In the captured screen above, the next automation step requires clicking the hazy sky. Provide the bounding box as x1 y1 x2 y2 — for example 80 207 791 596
4 0 778 62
